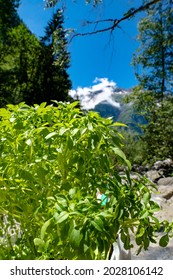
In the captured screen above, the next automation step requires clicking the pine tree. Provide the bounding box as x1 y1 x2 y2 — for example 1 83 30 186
0 0 21 43
0 7 71 107
39 9 72 104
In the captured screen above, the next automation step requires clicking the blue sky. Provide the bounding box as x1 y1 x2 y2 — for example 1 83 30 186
18 0 143 90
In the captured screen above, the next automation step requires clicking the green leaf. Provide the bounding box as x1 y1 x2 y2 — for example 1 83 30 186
34 238 45 247
69 228 83 248
80 128 87 135
20 170 34 182
69 101 79 108
39 102 47 108
67 136 73 149
150 201 160 213
26 139 32 146
71 128 79 136
56 146 63 153
88 123 93 131
36 166 48 179
136 236 143 246
140 209 149 219
150 216 160 230
55 196 68 207
142 192 150 205
159 234 169 247
45 131 58 140
136 245 143 255
112 147 131 169
59 127 69 136
136 226 145 238
112 122 127 127
114 203 120 219
144 236 150 250
54 211 69 223
41 218 52 240
91 217 104 232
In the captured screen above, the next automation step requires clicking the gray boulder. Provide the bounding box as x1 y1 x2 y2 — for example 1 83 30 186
154 159 173 170
146 170 161 183
157 177 173 186
157 185 173 200
157 177 173 200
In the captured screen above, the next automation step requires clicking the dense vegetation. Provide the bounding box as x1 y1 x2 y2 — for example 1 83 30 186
0 0 71 107
125 0 173 164
0 102 172 259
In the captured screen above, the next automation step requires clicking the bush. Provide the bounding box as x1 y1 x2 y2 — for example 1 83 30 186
120 130 146 165
0 101 172 259
141 96 173 163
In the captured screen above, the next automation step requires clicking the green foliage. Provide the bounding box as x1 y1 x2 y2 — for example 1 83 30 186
0 24 42 106
0 0 21 43
0 8 71 107
133 0 173 99
141 96 173 162
0 102 172 259
128 0 173 162
121 130 146 165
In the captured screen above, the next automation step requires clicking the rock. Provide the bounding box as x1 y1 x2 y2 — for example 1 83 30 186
157 177 173 186
154 202 173 222
130 173 141 181
154 159 173 170
153 161 164 170
157 185 173 200
151 193 167 208
132 164 149 174
156 177 173 200
167 196 173 205
146 170 161 183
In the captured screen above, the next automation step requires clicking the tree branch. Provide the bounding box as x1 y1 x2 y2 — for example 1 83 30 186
70 0 161 41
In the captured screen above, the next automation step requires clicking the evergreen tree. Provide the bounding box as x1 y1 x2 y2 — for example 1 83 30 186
39 9 72 104
0 0 21 43
0 24 42 106
130 0 173 161
0 7 71 106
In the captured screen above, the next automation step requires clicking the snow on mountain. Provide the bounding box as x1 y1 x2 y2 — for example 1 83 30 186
69 77 129 110
69 78 145 133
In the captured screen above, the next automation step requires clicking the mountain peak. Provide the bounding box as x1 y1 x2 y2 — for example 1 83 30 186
69 77 130 110
69 78 144 132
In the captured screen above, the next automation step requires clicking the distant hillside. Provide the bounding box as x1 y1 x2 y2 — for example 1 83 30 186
91 91 146 133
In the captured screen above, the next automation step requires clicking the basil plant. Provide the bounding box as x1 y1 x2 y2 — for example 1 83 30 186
0 102 172 259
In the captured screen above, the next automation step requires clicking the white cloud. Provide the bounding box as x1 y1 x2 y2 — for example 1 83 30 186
69 78 121 110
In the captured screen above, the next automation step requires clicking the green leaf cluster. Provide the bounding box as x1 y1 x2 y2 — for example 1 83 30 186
0 101 172 259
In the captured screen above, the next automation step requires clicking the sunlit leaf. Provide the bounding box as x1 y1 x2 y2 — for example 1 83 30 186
41 218 52 240
34 238 45 247
54 211 69 223
26 139 32 146
45 132 58 139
